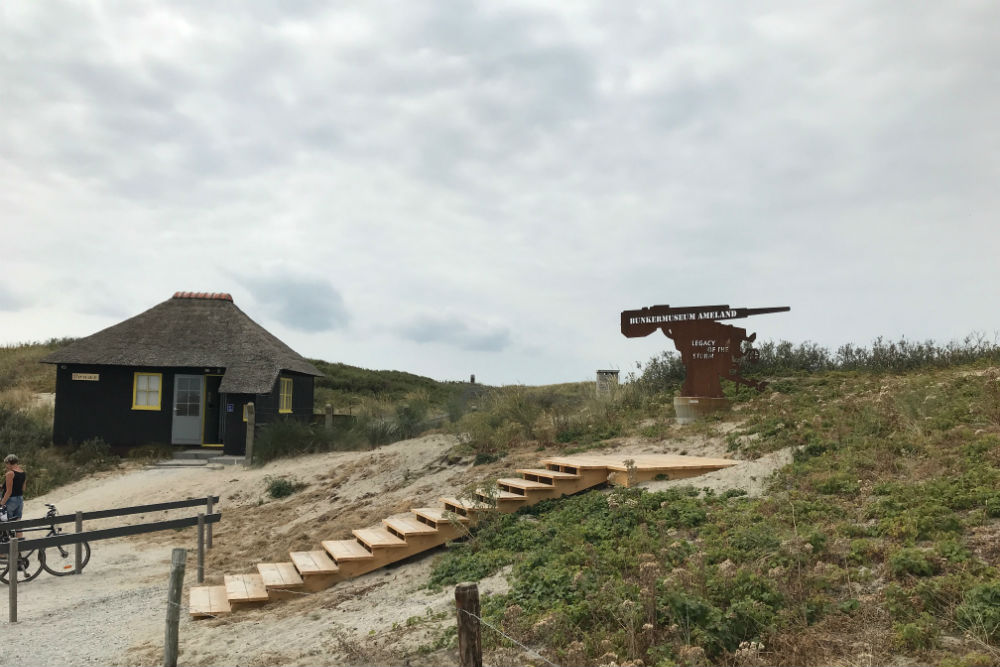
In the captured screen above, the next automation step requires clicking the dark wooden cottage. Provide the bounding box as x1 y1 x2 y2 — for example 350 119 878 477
42 292 324 455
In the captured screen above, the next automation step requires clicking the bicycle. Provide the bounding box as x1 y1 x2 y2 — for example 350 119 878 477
1 503 91 584
0 504 42 584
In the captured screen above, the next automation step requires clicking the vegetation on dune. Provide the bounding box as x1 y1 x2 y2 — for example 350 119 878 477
0 339 72 395
426 342 1000 666
308 358 468 412
0 403 118 499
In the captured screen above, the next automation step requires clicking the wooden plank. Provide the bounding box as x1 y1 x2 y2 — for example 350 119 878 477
190 585 231 617
384 515 440 536
497 477 552 490
289 550 339 575
257 562 304 588
412 507 469 524
322 539 375 562
440 497 491 512
540 456 614 470
516 468 580 480
353 527 407 548
224 574 270 602
476 489 527 501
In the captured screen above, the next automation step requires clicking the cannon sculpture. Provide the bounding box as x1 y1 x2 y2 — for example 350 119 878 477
621 304 790 422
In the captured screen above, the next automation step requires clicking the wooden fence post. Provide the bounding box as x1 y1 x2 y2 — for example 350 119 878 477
244 403 255 467
455 582 482 667
325 404 333 431
75 511 83 574
164 548 187 667
197 513 205 584
205 497 213 549
8 537 18 624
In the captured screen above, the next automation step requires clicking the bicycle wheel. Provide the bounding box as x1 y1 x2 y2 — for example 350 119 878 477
0 548 44 584
42 541 91 576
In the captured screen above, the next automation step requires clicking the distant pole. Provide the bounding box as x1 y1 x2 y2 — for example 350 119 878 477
244 403 255 467
455 583 482 667
164 548 187 667
75 511 83 574
325 404 333 431
8 537 19 623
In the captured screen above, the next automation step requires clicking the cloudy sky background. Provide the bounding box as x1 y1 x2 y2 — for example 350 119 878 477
2 1 998 385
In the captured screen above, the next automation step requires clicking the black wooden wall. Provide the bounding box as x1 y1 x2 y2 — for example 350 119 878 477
53 365 316 454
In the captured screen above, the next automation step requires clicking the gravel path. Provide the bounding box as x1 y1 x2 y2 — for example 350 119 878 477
2 539 188 666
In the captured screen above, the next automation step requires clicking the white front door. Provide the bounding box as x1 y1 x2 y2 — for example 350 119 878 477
171 375 203 445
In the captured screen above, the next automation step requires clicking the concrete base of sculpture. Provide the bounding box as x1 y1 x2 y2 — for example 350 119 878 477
673 396 731 424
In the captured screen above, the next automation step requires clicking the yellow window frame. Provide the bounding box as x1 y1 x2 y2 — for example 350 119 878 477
279 377 293 413
132 372 163 411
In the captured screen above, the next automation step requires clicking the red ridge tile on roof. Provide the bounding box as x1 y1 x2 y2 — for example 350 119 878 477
172 292 233 302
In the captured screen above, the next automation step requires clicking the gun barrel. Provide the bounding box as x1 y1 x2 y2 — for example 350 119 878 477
621 304 790 337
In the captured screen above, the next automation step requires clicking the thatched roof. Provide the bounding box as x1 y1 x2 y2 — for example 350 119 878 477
42 293 323 393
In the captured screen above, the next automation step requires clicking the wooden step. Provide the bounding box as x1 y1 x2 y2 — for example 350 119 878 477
189 585 231 617
540 456 611 470
289 550 339 575
257 562 304 589
384 514 440 538
224 574 270 603
323 539 376 562
440 496 491 515
497 477 553 491
516 468 580 481
475 489 528 501
353 527 408 549
412 507 470 525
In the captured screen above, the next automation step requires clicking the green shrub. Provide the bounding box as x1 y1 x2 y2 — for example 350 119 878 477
67 437 115 467
252 417 365 465
264 475 307 499
955 582 1000 643
894 612 938 650
889 548 939 578
847 538 885 565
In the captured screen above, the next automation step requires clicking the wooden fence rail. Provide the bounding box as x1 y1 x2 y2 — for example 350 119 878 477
5 500 221 624
13 512 221 551
3 496 220 532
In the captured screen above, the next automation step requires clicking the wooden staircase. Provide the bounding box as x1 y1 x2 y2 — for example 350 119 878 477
189 453 736 617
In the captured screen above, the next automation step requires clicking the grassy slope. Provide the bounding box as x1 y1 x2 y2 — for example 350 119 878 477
429 363 1000 666
308 358 470 412
0 340 67 394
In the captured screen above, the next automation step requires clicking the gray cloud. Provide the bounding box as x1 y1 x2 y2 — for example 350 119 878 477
3 2 1000 383
399 314 511 352
237 274 350 333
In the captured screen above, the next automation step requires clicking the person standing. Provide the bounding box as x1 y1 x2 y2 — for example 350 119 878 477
2 454 26 538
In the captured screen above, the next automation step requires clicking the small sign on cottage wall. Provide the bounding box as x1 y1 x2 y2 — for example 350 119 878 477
71 373 100 381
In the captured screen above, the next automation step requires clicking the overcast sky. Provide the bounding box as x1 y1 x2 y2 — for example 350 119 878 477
2 1 998 385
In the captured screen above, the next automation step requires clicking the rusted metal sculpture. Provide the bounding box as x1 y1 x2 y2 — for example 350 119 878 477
621 304 790 399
